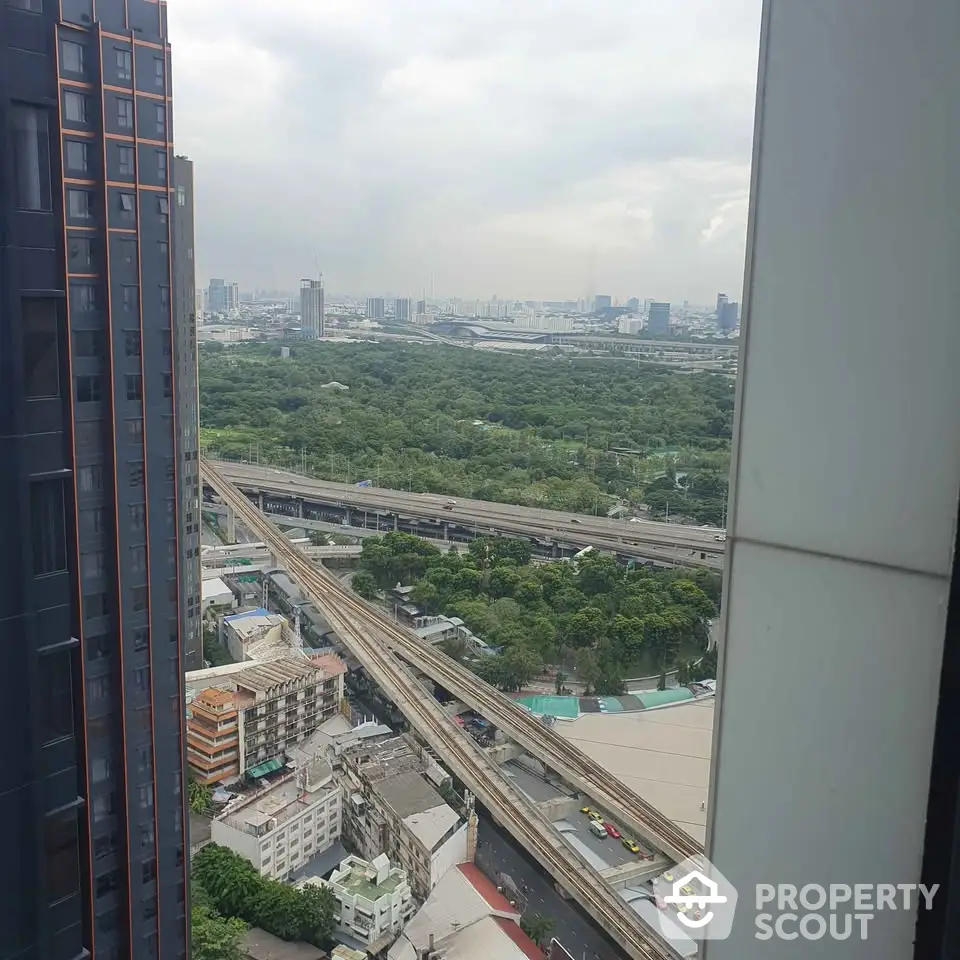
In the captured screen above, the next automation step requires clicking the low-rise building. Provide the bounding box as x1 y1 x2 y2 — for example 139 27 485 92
414 615 492 657
243 927 327 960
310 854 414 953
202 575 236 612
222 607 288 662
388 863 542 960
212 759 342 881
338 736 476 900
186 655 348 785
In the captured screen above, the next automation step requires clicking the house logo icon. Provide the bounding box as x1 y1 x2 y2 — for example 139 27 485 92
651 857 738 942
663 870 727 928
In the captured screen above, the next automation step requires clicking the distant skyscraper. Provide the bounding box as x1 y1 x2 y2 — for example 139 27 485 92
366 297 385 320
208 277 228 313
648 301 671 334
593 294 612 312
416 299 426 314
300 278 325 339
227 281 240 313
395 298 412 322
719 301 740 333
626 297 640 312
1 2 189 955
716 293 729 319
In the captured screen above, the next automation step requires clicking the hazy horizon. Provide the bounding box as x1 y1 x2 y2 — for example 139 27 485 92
170 0 761 304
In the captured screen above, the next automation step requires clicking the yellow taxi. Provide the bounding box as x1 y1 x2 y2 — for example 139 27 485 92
622 838 641 854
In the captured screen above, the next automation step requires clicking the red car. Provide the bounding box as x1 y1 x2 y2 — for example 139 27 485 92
604 822 621 839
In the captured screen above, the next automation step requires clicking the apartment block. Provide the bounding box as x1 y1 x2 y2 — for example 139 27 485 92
311 854 414 953
186 655 347 785
338 736 475 900
1 1 190 956
212 759 341 881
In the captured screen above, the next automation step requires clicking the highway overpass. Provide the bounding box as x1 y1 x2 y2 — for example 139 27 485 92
204 460 725 570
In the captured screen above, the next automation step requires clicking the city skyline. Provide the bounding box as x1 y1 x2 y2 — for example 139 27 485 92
169 0 760 303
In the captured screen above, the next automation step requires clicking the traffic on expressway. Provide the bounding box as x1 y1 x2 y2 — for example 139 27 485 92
211 459 725 568
201 457 691 960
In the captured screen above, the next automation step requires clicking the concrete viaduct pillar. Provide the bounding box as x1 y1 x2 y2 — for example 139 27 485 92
225 506 236 543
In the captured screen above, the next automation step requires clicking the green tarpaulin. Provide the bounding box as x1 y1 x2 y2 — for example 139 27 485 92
246 757 284 779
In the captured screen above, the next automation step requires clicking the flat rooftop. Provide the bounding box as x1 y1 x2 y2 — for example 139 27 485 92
376 770 447 820
337 862 406 900
556 698 714 844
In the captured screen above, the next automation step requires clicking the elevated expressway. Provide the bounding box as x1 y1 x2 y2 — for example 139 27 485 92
202 458 696 960
208 460 725 570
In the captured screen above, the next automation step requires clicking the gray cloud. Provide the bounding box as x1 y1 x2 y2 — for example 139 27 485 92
169 0 760 303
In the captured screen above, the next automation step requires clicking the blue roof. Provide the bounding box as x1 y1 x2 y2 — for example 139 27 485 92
224 607 271 623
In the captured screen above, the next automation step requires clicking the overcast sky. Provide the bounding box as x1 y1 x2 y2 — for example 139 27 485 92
169 1 761 304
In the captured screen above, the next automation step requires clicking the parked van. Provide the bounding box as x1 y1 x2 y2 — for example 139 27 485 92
589 819 608 839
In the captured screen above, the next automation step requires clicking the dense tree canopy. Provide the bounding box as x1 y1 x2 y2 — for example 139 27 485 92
358 533 719 690
199 342 731 520
192 844 337 948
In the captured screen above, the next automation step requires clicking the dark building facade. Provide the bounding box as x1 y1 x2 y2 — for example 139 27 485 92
1 1 189 958
172 156 200 671
647 300 671 335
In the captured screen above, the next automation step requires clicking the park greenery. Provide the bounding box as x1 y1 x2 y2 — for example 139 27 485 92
357 532 719 690
193 844 337 950
199 342 731 523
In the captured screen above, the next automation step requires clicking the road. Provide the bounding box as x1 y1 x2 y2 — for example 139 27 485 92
211 460 726 561
477 816 625 960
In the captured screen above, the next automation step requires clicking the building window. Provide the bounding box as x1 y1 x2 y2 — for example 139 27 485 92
123 291 139 320
77 464 103 494
93 833 117 860
81 550 105 582
45 815 80 905
127 419 144 442
154 104 165 135
72 283 97 313
73 329 103 357
142 858 157 884
67 189 93 220
153 56 164 88
162 373 172 399
116 48 131 81
65 139 88 173
159 286 170 309
118 145 134 176
22 299 60 399
130 545 146 573
129 460 144 486
117 98 133 129
138 783 153 809
132 585 148 612
63 91 87 124
75 419 101 445
134 666 150 693
157 150 167 178
157 196 169 223
68 236 94 271
95 866 119 893
91 756 111 784
119 192 135 221
129 502 145 530
76 375 103 403
158 239 168 258
84 592 108 620
176 184 186 207
11 105 52 211
60 39 84 74
39 650 74 743
31 480 67 576
126 375 142 402
134 627 149 652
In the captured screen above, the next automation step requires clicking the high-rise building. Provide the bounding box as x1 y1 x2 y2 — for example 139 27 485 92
300 278 324 339
366 297 385 320
593 294 612 312
394 298 411 322
226 281 239 313
718 300 739 333
626 297 640 312
173 158 202 670
416 299 426 314
0 3 189 957
647 301 671 334
716 292 729 318
207 278 228 314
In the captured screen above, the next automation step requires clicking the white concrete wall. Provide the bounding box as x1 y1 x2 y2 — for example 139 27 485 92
707 2 960 958
430 819 470 891
210 818 262 871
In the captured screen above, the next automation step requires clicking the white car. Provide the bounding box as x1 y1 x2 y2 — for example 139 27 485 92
714 534 727 542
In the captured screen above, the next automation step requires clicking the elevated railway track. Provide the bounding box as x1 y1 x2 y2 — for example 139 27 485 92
202 458 688 960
